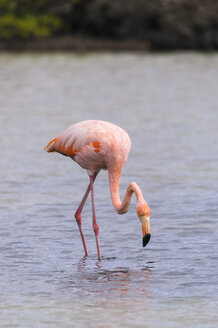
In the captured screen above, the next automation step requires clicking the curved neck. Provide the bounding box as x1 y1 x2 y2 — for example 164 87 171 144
108 168 146 214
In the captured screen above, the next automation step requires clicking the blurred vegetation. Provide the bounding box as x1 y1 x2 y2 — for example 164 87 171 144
70 0 218 49
0 0 72 38
0 0 218 49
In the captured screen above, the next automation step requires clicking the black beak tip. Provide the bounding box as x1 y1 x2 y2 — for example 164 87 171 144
143 234 151 247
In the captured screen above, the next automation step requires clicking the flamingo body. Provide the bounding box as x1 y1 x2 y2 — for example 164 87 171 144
45 120 131 174
44 120 151 260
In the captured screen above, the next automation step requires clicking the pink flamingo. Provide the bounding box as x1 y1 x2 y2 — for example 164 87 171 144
44 120 151 260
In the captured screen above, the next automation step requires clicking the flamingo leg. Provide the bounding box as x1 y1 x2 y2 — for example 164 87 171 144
74 172 98 257
90 174 101 260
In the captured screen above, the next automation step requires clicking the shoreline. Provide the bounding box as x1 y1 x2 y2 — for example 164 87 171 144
0 36 217 53
0 36 151 52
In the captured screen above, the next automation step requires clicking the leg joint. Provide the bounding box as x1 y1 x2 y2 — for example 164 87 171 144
75 211 81 224
93 223 99 235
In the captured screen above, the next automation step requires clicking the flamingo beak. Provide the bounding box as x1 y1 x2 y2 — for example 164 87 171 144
141 216 151 247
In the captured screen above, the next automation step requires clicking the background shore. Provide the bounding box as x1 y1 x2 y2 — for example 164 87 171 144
0 0 218 51
0 37 150 52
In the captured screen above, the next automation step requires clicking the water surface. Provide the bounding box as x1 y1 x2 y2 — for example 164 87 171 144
0 52 218 327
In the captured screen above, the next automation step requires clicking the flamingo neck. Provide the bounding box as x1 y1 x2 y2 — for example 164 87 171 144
108 168 146 214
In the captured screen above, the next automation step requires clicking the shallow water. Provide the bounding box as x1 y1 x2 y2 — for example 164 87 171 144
0 52 218 327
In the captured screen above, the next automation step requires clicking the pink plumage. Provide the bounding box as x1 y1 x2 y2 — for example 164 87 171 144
45 120 131 173
44 120 151 260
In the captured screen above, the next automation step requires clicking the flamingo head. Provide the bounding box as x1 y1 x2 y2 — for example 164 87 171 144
136 203 151 247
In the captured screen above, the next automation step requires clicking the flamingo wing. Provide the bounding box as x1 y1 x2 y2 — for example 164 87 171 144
44 121 108 171
44 122 100 155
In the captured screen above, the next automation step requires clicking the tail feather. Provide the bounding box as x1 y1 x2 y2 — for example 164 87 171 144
44 137 57 152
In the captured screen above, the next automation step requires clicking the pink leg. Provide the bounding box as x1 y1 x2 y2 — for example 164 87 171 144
90 174 101 260
74 172 98 257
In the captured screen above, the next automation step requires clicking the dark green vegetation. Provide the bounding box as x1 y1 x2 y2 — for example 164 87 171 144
0 0 218 50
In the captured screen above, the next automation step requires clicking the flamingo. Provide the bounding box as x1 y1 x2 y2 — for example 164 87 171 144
44 120 151 260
